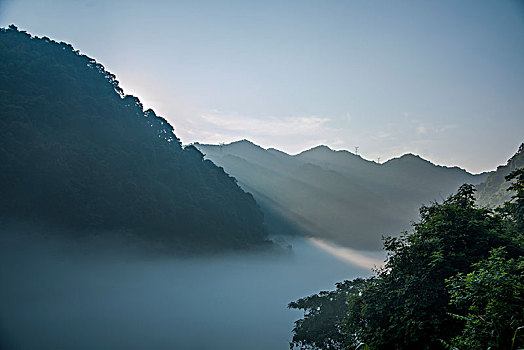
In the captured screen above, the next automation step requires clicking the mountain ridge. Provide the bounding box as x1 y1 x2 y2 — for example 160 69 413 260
0 26 271 252
196 140 490 249
476 143 524 208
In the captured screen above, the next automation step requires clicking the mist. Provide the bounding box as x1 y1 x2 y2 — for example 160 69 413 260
195 140 489 250
0 228 382 350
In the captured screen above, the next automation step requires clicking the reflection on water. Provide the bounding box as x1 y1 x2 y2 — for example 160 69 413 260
0 233 383 350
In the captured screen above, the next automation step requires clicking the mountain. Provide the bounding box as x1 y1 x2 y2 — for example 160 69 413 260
476 143 524 208
0 26 270 252
195 141 489 249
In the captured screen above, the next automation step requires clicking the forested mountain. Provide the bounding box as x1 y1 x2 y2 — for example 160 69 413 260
476 143 524 208
196 140 489 249
0 26 270 251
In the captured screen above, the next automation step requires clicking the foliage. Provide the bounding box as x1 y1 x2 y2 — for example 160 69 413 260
288 279 367 350
446 247 524 349
289 173 524 349
503 167 524 235
0 25 270 251
476 143 524 208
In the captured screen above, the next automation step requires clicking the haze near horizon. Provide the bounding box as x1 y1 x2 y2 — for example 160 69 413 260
1 0 523 173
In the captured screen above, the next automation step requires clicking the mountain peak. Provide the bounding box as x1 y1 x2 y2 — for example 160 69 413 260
383 153 475 176
385 153 426 163
307 145 334 153
298 144 368 161
231 139 256 146
400 153 423 160
296 145 337 157
223 139 267 150
267 147 290 157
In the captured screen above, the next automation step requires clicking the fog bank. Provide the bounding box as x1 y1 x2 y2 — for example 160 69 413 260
0 231 382 349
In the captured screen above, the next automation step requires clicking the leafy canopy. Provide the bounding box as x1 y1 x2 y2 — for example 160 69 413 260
289 171 524 349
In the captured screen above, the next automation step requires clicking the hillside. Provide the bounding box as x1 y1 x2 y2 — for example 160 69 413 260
476 143 524 208
196 140 489 249
0 26 270 251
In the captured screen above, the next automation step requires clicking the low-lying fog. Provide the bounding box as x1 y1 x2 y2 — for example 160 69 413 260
0 230 383 350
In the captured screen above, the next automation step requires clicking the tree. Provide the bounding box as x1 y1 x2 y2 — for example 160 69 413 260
503 167 524 236
351 185 513 349
446 247 524 349
444 167 524 349
289 184 521 349
288 279 367 350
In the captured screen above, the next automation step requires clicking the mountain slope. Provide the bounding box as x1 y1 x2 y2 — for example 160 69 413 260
196 141 489 249
298 147 487 198
0 26 270 251
476 143 524 208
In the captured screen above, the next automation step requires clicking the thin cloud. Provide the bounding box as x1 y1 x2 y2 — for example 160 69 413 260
372 131 392 140
170 109 339 153
417 125 427 135
416 122 458 135
201 111 331 137
435 124 458 133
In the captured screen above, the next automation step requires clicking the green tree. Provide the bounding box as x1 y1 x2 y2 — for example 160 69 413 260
290 184 522 349
502 168 524 237
288 279 367 350
445 167 524 349
349 184 512 349
446 247 524 349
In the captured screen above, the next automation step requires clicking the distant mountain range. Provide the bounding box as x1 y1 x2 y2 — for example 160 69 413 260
476 143 524 208
196 140 491 249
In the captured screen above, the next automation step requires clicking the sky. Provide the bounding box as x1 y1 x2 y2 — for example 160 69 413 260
1 0 523 173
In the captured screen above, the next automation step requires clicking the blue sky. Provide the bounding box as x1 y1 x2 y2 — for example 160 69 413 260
1 0 523 173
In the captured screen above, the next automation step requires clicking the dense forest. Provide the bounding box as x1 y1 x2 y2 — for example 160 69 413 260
288 168 524 349
0 25 270 251
196 140 488 249
476 143 524 208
